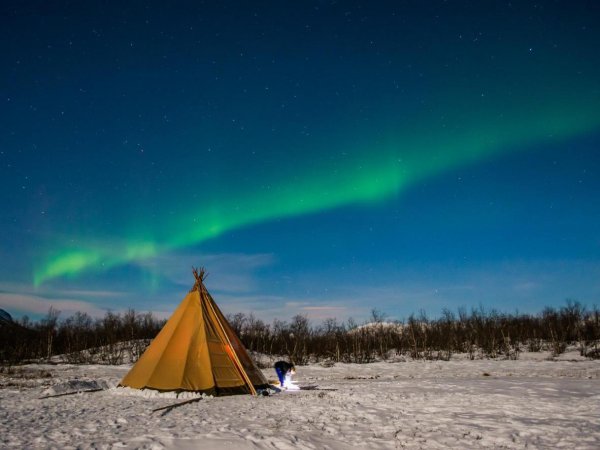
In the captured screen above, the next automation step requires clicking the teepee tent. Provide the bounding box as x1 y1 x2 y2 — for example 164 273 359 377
120 268 268 395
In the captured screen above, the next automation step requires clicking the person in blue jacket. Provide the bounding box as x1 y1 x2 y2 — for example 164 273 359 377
274 360 296 389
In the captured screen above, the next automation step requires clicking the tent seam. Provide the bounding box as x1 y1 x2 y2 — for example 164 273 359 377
179 291 201 389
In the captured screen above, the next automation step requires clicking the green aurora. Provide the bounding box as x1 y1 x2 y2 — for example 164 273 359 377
34 99 600 286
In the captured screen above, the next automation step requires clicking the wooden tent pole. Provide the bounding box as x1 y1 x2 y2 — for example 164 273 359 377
200 284 258 396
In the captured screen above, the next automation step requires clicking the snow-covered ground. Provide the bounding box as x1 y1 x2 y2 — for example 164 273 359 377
1 349 599 449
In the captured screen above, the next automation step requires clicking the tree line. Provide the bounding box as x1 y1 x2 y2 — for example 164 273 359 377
0 308 165 365
230 301 600 364
1 300 598 365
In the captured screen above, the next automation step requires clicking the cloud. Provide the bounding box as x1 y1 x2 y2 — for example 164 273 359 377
0 292 106 317
0 282 138 319
512 281 540 292
301 306 347 311
6 256 599 325
136 250 276 293
1 251 280 321
147 257 600 323
51 289 126 298
300 306 348 320
233 258 600 322
214 293 368 323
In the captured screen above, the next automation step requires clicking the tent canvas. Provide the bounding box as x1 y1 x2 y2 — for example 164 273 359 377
120 268 268 395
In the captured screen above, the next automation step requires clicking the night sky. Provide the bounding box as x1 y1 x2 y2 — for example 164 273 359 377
2 1 600 322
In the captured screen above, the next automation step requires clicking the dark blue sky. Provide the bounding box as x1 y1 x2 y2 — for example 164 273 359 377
1 1 599 322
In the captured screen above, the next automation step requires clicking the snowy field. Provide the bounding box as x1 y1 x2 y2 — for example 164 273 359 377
1 350 599 449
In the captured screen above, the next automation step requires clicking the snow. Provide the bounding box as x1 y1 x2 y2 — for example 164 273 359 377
1 349 599 449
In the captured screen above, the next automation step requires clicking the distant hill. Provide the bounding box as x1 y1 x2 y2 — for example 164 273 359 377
0 308 13 326
0 309 32 332
351 321 404 334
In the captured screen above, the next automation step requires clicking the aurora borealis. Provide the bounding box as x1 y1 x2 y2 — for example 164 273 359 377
2 1 600 321
33 103 600 286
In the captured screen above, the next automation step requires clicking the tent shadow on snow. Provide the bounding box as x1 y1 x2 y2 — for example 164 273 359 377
119 267 268 396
